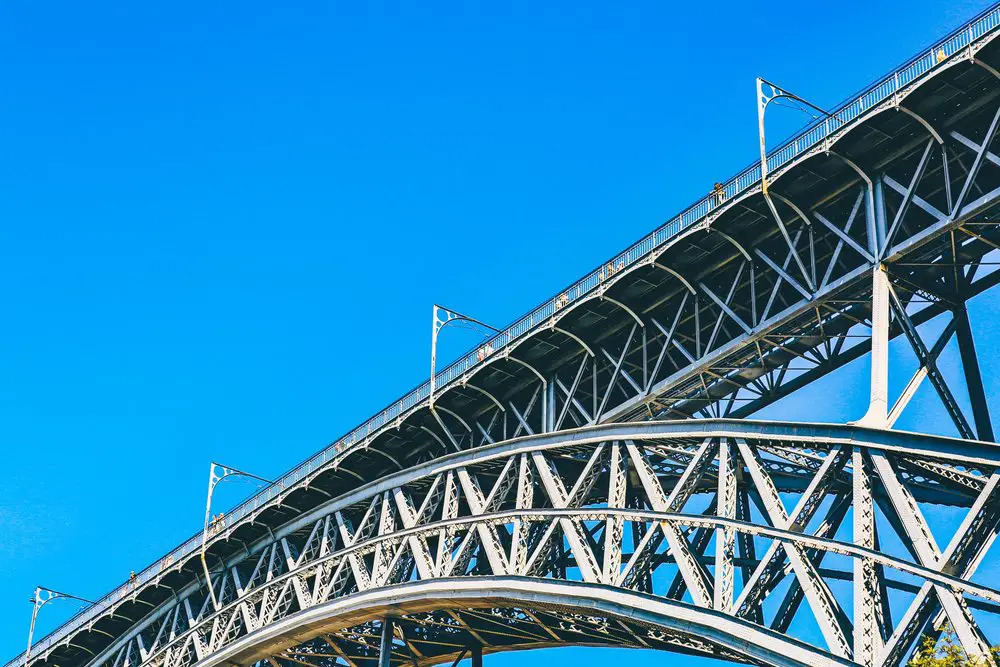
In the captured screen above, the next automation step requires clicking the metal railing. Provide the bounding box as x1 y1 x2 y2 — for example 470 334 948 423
12 3 1000 666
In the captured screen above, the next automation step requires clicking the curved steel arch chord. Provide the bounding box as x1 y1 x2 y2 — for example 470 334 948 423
90 421 1000 667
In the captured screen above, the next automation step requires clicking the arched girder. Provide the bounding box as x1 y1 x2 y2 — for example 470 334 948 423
551 325 595 357
709 228 754 263
160 419 1000 594
52 419 1000 667
504 353 546 385
826 150 874 190
601 295 644 328
331 463 365 483
430 404 473 435
898 105 945 144
365 445 405 471
769 191 814 228
235 420 1000 536
418 424 451 453
193 578 854 667
822 52 981 156
651 260 697 294
764 67 948 190
650 221 711 264
973 56 1000 81
461 382 506 412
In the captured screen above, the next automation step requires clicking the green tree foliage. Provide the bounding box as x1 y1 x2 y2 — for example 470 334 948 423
908 626 1000 666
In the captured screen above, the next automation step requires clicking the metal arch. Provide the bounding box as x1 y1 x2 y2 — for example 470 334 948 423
973 56 1000 81
764 88 921 188
66 418 1000 617
429 404 473 435
193 578 853 667
704 188 759 227
449 292 595 390
601 295 645 328
826 150 874 190
227 421 1000 532
651 261 697 294
769 192 814 228
650 220 711 265
461 382 506 412
503 353 546 385
102 419 1000 667
708 229 754 263
898 106 945 144
367 445 405 471
551 326 595 358
419 425 451 453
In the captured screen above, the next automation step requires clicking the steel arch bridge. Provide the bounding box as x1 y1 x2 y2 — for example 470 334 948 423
16 4 1000 667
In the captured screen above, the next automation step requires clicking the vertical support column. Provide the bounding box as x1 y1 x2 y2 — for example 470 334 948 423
853 447 881 666
470 644 483 667
872 179 888 255
545 378 556 433
858 266 890 428
954 303 994 441
714 438 737 613
379 617 395 667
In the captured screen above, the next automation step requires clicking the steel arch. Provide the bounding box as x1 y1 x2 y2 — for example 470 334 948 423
77 422 1000 667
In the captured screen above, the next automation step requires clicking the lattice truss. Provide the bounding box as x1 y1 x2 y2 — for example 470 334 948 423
343 75 1000 477
100 425 1000 667
22 20 1000 667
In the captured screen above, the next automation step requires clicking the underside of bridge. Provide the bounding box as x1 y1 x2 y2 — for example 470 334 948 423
16 5 1000 667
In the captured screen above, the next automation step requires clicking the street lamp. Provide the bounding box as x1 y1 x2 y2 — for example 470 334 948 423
201 462 272 610
756 77 833 192
26 587 93 662
429 304 498 406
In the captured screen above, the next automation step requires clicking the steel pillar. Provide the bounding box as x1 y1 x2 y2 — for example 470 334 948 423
379 618 394 667
857 266 890 428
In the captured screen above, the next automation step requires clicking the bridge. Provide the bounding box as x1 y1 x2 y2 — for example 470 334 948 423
14 4 1000 667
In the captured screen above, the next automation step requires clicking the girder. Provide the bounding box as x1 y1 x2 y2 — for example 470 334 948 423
16 5 1000 667
31 421 1000 667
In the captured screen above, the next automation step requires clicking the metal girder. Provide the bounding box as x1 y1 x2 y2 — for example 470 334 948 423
22 13 1000 667
74 421 1000 667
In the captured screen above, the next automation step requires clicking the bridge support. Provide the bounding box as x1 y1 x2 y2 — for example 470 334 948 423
470 644 483 667
857 266 890 428
379 617 394 667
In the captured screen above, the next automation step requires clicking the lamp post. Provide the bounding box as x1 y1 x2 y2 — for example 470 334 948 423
26 587 93 662
201 462 272 610
429 304 498 407
756 77 833 192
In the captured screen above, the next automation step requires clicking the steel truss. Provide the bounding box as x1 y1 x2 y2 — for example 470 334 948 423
16 8 1000 667
86 423 1000 667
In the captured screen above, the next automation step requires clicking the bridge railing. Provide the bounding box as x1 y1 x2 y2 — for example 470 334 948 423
12 3 1000 667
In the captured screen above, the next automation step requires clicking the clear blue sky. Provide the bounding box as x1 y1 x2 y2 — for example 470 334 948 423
3 1 1000 665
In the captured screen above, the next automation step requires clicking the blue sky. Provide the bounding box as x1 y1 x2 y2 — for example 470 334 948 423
2 1 1000 665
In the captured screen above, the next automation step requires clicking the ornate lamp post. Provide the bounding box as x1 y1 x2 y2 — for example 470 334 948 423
25 587 93 662
201 462 272 609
